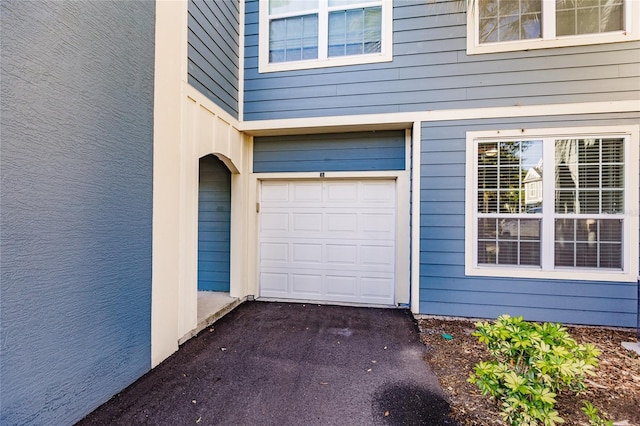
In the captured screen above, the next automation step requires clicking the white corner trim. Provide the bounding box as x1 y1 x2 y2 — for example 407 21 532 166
152 0 189 368
410 122 421 314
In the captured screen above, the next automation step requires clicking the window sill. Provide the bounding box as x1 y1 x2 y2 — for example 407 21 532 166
465 265 637 283
466 31 638 55
258 52 392 73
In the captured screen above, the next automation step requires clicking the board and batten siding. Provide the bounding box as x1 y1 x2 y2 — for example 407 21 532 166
243 0 640 120
253 131 406 173
198 155 232 292
419 113 640 328
1 1 154 424
188 0 240 118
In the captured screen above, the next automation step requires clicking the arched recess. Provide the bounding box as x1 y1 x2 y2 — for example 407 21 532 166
198 154 232 292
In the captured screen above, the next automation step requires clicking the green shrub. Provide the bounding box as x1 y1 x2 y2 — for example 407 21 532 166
581 401 613 426
468 314 602 425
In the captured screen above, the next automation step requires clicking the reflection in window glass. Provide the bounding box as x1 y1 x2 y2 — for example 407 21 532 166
477 140 543 266
267 0 385 65
554 138 624 214
328 7 381 57
269 0 318 15
473 132 630 274
556 0 624 36
477 140 543 214
479 0 542 43
555 219 622 268
269 15 319 63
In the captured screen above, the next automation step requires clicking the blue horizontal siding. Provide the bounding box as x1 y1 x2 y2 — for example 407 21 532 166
188 0 239 118
243 0 640 120
419 113 640 327
198 155 231 292
253 131 405 173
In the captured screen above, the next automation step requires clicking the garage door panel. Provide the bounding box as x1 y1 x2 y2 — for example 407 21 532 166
260 242 288 263
261 182 289 202
326 213 357 233
326 244 357 265
326 276 358 297
360 277 395 299
261 272 289 294
261 212 289 232
259 180 396 305
292 213 322 232
292 243 322 263
292 182 323 202
361 213 395 234
361 245 395 266
326 181 358 202
361 181 395 202
292 274 323 295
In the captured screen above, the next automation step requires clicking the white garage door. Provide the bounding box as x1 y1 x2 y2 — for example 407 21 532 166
259 180 396 305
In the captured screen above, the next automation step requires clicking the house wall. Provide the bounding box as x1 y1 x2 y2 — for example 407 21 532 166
243 0 640 121
188 0 240 118
198 155 232 291
253 131 406 172
0 1 154 424
420 112 640 327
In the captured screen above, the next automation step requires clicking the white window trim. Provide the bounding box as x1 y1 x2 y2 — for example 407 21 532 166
258 0 393 73
466 0 640 55
464 125 639 283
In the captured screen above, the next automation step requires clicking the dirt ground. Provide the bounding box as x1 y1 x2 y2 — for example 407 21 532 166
418 317 640 426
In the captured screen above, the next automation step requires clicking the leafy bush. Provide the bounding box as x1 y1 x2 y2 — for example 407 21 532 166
468 314 602 425
581 401 613 426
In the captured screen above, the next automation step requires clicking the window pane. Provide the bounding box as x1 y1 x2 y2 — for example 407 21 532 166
269 0 318 15
491 218 541 266
554 218 622 269
478 140 542 214
329 0 377 6
479 0 542 43
328 7 381 57
269 15 318 63
503 219 540 266
555 138 624 214
556 0 624 36
478 218 498 264
602 190 624 213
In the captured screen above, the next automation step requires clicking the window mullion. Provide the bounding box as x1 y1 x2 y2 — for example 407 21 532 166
541 137 556 271
318 1 328 60
542 0 556 39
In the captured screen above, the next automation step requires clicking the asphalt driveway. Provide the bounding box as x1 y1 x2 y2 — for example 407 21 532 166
78 301 458 425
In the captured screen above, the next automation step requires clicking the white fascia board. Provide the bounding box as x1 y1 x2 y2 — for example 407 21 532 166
238 100 640 135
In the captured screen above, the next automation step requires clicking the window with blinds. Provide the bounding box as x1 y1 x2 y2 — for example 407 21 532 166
467 128 637 281
554 138 624 269
468 0 638 54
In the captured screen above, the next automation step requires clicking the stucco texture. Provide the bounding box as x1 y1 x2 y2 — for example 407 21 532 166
0 1 155 424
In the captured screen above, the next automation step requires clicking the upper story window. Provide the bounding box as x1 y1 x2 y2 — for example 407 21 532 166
467 0 640 54
465 126 639 283
259 0 393 73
